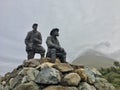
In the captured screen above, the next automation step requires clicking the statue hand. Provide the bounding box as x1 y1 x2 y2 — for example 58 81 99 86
34 38 42 44
34 38 39 42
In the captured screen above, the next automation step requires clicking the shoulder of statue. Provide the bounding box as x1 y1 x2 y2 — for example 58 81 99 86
27 31 32 35
28 31 32 33
47 36 52 39
37 31 41 34
47 36 51 38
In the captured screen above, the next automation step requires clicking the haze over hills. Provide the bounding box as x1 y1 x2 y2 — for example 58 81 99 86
72 49 116 69
93 41 120 61
107 50 120 61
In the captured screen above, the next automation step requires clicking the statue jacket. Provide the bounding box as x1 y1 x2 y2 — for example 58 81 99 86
46 36 61 49
25 30 42 50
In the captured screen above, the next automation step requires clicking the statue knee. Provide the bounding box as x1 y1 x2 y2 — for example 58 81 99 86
39 48 45 58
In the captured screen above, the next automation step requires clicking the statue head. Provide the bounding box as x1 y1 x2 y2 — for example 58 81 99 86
32 23 38 32
50 28 59 37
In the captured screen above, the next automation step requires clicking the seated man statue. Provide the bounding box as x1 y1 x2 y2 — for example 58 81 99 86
46 28 66 63
25 23 45 59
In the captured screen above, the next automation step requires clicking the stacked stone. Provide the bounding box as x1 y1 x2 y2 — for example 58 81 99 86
0 58 115 90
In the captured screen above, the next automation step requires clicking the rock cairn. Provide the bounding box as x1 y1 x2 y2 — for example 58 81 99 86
0 58 115 90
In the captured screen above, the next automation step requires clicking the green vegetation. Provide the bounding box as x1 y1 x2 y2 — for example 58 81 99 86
99 61 120 89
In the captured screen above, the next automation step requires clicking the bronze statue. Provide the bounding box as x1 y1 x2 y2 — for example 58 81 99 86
46 28 66 63
25 23 45 59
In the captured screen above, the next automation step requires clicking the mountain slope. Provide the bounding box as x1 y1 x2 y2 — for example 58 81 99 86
72 49 116 68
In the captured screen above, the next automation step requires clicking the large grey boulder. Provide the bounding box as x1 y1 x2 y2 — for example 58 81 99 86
85 67 96 84
35 67 61 84
78 82 96 90
13 81 40 90
18 67 39 83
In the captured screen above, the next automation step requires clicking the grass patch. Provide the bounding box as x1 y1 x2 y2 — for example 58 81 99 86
99 61 120 89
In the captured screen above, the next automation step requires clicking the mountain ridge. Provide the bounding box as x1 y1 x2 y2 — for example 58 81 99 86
72 49 116 68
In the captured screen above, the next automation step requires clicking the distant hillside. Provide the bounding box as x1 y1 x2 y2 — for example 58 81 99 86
72 49 116 69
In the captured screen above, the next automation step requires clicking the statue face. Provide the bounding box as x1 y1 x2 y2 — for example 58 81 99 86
54 31 59 36
32 25 38 32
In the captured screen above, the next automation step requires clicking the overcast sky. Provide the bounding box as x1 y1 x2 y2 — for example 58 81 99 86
1 0 120 75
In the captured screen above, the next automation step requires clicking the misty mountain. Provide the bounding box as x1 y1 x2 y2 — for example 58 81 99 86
107 50 120 61
72 49 116 69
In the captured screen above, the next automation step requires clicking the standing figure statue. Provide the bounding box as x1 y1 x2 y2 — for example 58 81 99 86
25 23 45 59
46 28 66 63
